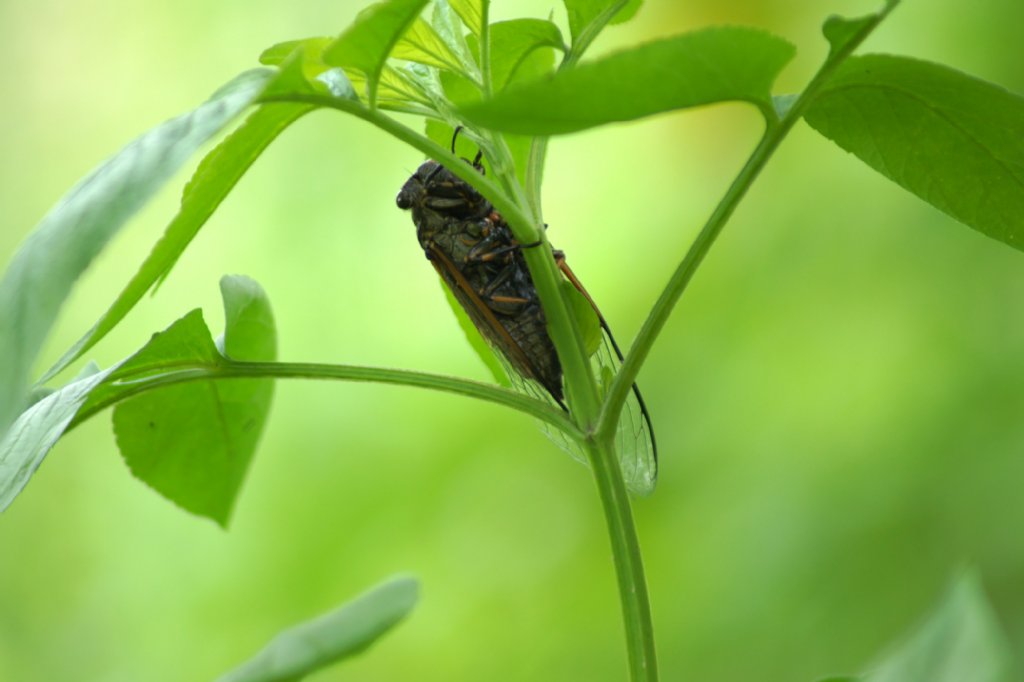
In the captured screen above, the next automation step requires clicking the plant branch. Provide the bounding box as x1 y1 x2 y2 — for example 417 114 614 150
595 3 899 442
69 360 577 435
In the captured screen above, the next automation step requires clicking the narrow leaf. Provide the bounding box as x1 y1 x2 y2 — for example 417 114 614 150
40 104 310 384
216 575 419 682
0 69 273 440
112 276 277 526
322 0 430 106
0 365 114 512
458 27 795 135
862 572 1015 682
804 55 1024 252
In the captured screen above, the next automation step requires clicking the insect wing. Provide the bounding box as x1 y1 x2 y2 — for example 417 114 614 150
557 259 658 496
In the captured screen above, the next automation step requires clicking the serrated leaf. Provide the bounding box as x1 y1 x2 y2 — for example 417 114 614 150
216 575 419 682
40 104 310 385
563 0 641 46
112 276 277 526
322 0 430 106
804 55 1024 253
0 69 273 442
862 572 1015 682
459 27 795 135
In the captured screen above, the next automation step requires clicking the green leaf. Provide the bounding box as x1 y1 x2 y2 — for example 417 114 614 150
0 69 273 442
822 0 899 59
449 0 484 36
861 572 1015 682
0 364 115 512
803 55 1024 252
458 27 795 135
563 0 641 47
112 276 277 526
488 19 565 93
393 18 466 72
40 104 310 385
322 0 430 106
259 38 331 67
216 575 419 682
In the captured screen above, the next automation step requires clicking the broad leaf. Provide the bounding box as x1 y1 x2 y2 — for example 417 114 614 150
323 0 430 105
216 575 419 682
449 0 484 36
861 572 1015 682
804 55 1024 252
822 0 899 58
41 104 310 385
112 276 277 526
488 19 565 92
0 69 273 441
563 0 641 47
458 27 795 135
393 18 465 72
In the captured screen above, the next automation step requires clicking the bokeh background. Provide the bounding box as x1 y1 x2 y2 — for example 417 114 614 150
2 1 1023 680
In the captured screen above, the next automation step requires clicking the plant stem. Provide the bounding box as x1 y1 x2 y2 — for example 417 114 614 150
69 360 577 436
594 9 893 442
587 436 658 681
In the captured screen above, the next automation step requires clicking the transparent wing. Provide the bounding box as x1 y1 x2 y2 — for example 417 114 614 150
489 318 658 497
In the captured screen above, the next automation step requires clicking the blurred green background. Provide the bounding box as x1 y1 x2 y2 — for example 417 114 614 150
2 1 1023 680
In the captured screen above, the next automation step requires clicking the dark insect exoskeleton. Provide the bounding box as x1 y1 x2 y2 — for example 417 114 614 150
396 132 658 494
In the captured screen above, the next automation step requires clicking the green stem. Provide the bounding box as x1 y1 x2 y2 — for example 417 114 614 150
70 360 577 435
587 437 658 681
595 9 895 442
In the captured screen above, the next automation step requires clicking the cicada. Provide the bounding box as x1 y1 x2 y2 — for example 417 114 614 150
396 135 657 495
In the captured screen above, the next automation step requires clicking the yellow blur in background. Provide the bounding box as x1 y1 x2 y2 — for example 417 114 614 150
1 1 1023 680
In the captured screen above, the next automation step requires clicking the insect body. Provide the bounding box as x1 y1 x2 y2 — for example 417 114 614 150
396 148 657 494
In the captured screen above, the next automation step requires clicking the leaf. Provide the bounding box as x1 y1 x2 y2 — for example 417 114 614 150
322 0 430 106
0 365 115 512
458 27 795 135
803 55 1024 252
0 69 273 442
393 18 465 72
563 0 641 46
449 0 484 36
112 276 277 526
487 19 565 93
40 104 310 385
216 575 419 682
822 0 899 59
860 571 1016 682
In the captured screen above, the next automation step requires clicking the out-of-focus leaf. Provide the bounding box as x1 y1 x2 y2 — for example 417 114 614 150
40 104 310 385
112 276 277 526
459 27 795 135
804 55 1024 253
216 575 419 682
563 0 641 46
431 0 481 80
323 0 430 105
0 69 273 441
861 572 1015 682
0 364 113 512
